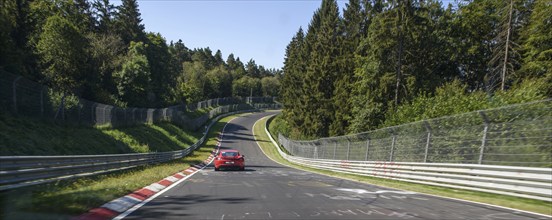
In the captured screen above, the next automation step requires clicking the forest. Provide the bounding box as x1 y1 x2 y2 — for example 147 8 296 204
0 0 282 108
278 0 551 139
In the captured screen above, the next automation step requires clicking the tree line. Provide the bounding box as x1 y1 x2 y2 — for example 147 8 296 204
280 0 551 139
0 0 281 108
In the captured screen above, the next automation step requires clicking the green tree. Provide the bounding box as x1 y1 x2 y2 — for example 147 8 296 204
181 61 207 103
232 76 261 97
214 49 225 67
227 54 246 79
0 0 18 72
206 65 233 98
115 0 145 45
36 14 88 93
245 59 260 78
92 0 116 34
302 0 341 137
454 0 500 90
519 0 552 95
261 76 281 97
113 41 151 106
489 0 525 91
145 32 175 106
87 32 125 103
330 0 363 136
281 28 306 134
191 47 216 70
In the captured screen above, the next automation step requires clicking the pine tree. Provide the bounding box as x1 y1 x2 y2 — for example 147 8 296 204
330 0 363 136
489 0 522 91
282 27 306 135
115 0 146 45
145 32 175 106
214 49 224 67
93 0 116 34
519 0 552 95
302 0 341 138
454 0 500 90
246 59 260 78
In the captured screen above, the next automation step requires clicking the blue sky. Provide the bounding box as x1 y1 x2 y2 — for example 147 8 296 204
118 0 455 70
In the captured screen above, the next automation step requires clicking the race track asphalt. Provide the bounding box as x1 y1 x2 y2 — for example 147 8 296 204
123 111 548 220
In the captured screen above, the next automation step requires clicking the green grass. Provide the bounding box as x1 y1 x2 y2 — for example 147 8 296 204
183 106 215 118
0 112 202 155
0 114 243 219
254 115 552 216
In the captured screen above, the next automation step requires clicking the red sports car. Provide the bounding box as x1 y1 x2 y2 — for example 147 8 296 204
214 149 245 171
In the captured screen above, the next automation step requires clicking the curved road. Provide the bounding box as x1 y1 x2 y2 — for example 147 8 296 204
124 112 548 220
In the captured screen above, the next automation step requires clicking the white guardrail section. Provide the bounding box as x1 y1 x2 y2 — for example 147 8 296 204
0 109 258 191
263 116 552 202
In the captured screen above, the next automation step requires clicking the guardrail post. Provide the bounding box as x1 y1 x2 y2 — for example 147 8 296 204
346 139 351 160
423 121 432 163
12 76 22 113
479 111 490 165
390 135 396 162
365 138 370 161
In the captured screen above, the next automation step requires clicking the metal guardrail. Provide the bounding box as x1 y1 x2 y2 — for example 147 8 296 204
0 109 257 191
264 115 552 202
277 100 552 167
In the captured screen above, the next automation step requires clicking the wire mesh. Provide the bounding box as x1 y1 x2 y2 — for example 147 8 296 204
0 71 277 130
279 99 552 167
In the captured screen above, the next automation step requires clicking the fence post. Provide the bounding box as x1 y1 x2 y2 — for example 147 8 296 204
390 135 396 162
423 121 432 163
314 146 318 159
77 99 81 124
40 87 45 117
333 142 337 159
12 76 22 113
91 103 95 125
479 111 490 165
365 138 371 161
346 139 351 160
103 105 109 125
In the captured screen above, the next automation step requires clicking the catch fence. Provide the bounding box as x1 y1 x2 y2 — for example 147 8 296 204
1 71 279 129
278 99 552 167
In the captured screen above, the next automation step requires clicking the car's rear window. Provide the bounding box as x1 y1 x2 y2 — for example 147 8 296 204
222 152 238 157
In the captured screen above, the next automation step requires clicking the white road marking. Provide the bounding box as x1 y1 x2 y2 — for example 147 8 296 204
101 195 142 213
164 176 179 182
336 188 417 195
144 183 166 192
113 117 240 220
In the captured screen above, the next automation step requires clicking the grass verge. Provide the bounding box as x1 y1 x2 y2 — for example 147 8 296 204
0 114 244 220
0 112 203 155
253 115 552 216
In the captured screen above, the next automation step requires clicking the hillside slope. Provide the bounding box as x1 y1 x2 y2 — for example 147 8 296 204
0 112 202 156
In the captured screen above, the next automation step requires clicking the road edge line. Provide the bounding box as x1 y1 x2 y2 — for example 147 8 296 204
112 116 239 220
253 115 552 218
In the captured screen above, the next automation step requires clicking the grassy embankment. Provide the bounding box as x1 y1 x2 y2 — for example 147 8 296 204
0 112 243 219
253 115 552 216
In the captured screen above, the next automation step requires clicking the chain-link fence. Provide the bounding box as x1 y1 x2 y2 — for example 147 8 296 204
1 71 278 130
278 99 552 167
